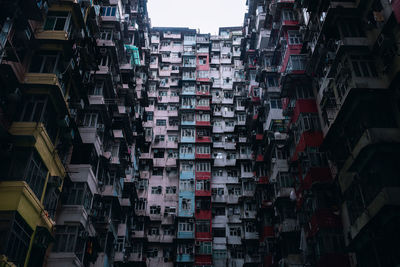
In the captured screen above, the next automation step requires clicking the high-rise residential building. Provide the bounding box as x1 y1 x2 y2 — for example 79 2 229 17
1 0 400 267
242 0 400 267
0 0 150 266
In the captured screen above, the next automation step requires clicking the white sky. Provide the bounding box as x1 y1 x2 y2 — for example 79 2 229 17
147 0 247 35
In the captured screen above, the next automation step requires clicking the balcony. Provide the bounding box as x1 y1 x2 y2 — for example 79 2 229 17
180 170 195 180
159 69 171 76
181 135 195 143
24 73 66 102
176 254 194 262
47 253 82 267
239 153 252 160
140 170 150 179
0 181 54 236
179 152 195 160
181 120 196 126
78 127 103 155
211 194 226 203
227 195 240 204
227 236 242 245
67 164 97 194
280 218 299 233
196 120 211 127
153 158 166 167
178 231 195 239
244 254 261 263
195 152 211 159
9 122 65 178
275 187 294 198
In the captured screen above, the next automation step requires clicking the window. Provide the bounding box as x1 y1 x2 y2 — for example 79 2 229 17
288 55 307 71
158 90 168 96
135 198 147 210
156 119 166 126
64 182 93 211
181 128 195 138
282 9 296 20
180 162 194 172
152 168 163 176
198 56 207 65
228 187 241 196
279 172 293 188
101 6 118 17
177 244 193 254
196 162 211 172
154 135 165 143
227 205 241 215
157 104 167 110
350 55 378 77
196 145 210 154
196 220 210 233
212 206 225 216
163 226 175 235
245 222 256 233
288 31 302 45
243 163 252 172
229 226 242 236
212 188 225 196
8 149 48 200
178 221 193 232
2 213 33 266
182 198 191 210
168 135 178 142
196 113 210 121
179 180 194 191
151 186 162 194
44 11 70 31
166 186 177 194
153 149 164 158
182 97 195 107
167 150 178 158
53 225 81 255
180 144 194 154
197 242 212 255
148 227 160 235
146 112 153 121
147 248 158 258
150 205 161 214
182 112 195 122
100 29 113 40
213 249 227 259
197 98 209 107
83 113 98 127
196 180 210 191
29 53 60 73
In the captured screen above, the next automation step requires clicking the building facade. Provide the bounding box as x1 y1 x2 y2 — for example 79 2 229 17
242 0 400 267
0 0 150 266
1 0 400 266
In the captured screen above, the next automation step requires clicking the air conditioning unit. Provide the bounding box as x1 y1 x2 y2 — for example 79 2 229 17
189 219 194 223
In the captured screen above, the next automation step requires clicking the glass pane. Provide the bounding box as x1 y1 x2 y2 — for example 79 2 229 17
44 17 56 30
54 17 66 31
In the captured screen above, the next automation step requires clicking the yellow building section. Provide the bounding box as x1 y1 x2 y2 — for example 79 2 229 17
8 122 66 180
35 1 86 41
0 181 54 232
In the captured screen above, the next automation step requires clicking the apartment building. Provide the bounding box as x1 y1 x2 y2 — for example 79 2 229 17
0 0 150 266
2 0 400 266
242 0 400 267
